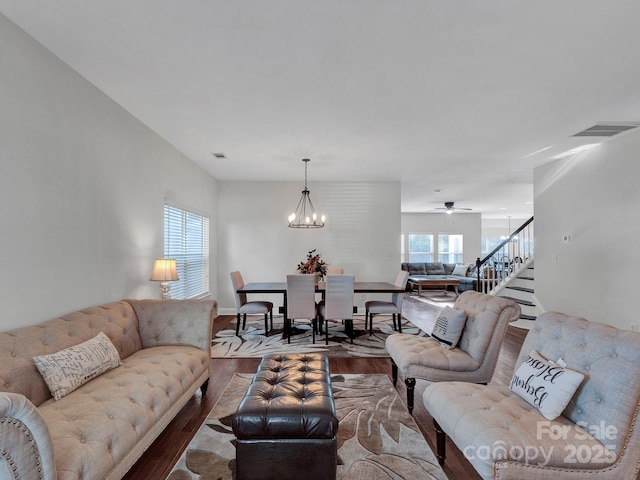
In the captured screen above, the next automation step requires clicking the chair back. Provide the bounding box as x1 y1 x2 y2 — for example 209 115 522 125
391 270 410 308
230 271 247 309
326 267 344 274
286 274 316 319
454 290 520 377
324 275 354 320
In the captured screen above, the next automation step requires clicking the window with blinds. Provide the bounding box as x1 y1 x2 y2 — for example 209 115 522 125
164 204 210 299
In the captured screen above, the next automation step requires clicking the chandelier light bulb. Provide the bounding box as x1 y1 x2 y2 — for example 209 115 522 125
321 215 326 223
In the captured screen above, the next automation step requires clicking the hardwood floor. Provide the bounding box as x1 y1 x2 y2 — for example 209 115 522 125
122 311 528 480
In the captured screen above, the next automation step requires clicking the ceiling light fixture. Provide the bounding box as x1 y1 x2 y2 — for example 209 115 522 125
288 158 325 229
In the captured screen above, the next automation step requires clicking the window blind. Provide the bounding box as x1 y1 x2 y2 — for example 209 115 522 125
164 204 210 299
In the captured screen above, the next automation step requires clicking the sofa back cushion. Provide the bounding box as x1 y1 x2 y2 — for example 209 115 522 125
0 301 142 406
425 262 446 275
401 262 427 275
518 312 640 455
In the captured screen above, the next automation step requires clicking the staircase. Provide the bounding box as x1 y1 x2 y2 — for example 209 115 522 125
475 216 539 329
493 261 538 329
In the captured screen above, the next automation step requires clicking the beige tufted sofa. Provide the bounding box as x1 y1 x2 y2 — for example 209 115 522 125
424 311 640 479
0 298 217 480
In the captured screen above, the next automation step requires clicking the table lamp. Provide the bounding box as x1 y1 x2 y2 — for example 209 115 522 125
150 258 179 299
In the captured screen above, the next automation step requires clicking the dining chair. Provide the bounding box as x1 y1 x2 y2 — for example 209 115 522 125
317 274 355 345
365 270 410 335
285 274 317 344
230 271 273 336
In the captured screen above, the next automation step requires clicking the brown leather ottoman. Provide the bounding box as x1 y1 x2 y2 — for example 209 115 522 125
232 353 338 480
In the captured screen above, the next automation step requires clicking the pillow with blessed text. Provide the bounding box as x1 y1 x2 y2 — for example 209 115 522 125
431 306 467 349
509 350 585 420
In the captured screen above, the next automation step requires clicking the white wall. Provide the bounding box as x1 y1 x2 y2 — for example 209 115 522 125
0 14 219 330
534 129 640 329
401 213 482 264
218 181 401 313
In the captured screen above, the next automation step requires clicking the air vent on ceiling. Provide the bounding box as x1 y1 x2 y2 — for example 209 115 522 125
211 152 226 158
572 122 640 137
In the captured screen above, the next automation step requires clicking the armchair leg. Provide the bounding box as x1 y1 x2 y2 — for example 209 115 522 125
392 313 397 331
236 313 241 336
270 309 273 331
369 312 374 336
200 379 209 395
264 313 269 335
405 377 416 414
433 419 446 466
242 313 247 329
391 359 398 386
397 314 403 333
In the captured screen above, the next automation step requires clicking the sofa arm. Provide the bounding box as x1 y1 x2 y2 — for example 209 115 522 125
0 393 56 480
125 299 217 351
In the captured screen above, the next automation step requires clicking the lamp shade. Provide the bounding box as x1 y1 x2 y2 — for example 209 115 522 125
149 258 179 281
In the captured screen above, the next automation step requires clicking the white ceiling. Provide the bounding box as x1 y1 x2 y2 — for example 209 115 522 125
2 0 640 219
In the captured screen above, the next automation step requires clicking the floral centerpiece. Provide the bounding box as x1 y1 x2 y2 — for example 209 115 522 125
297 249 328 280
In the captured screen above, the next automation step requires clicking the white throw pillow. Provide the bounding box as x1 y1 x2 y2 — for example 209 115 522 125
451 264 469 276
431 306 467 349
33 332 122 400
509 350 585 420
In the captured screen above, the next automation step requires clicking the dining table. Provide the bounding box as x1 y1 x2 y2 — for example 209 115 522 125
236 281 405 338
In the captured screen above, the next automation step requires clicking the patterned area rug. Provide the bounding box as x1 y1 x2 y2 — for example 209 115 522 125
211 315 421 358
166 373 448 480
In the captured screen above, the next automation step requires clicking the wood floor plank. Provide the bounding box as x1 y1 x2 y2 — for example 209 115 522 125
123 312 528 480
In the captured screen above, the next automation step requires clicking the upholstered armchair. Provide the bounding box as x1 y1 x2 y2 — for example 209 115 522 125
423 312 640 480
385 290 520 413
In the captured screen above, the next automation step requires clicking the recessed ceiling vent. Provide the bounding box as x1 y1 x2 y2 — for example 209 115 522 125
211 152 226 158
572 122 640 137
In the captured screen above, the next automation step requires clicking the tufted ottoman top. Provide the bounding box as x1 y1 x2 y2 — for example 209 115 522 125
232 353 337 440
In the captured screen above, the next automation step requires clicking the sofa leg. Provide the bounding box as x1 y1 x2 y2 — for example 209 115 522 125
405 377 416 414
200 379 209 395
433 419 446 465
391 359 398 386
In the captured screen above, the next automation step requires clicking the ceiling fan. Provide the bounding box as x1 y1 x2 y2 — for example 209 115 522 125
432 201 472 214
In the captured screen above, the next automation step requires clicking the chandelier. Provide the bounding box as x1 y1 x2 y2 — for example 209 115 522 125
288 158 326 228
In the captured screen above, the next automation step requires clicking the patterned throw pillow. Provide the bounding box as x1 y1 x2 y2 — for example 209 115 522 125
33 332 122 400
510 350 585 420
431 306 467 349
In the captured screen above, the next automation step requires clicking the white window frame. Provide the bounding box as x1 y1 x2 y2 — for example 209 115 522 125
404 233 435 263
164 204 210 299
437 233 464 264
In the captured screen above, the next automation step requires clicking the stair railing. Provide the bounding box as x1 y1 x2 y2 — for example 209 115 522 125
476 216 534 294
